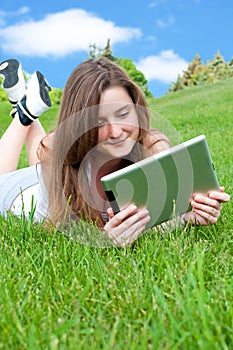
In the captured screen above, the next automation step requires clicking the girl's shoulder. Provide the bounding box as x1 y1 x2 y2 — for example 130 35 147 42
144 128 172 155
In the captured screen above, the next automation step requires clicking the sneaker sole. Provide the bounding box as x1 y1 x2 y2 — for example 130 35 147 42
0 59 21 89
36 71 52 107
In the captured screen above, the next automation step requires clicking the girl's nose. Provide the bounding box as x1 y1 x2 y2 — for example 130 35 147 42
108 123 123 138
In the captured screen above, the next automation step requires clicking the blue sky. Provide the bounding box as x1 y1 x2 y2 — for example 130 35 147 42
0 0 232 97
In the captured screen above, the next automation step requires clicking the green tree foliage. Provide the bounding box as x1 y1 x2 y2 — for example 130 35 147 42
88 39 153 97
170 54 207 92
0 84 8 102
116 57 153 97
49 87 63 105
206 51 230 80
182 54 204 85
170 51 233 93
229 57 233 77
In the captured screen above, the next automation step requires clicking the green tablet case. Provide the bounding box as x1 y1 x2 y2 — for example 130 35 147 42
101 135 220 228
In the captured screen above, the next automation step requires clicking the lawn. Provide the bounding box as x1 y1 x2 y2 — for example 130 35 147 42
0 79 232 349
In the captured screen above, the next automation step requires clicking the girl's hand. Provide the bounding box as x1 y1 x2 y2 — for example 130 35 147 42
183 186 230 226
104 204 150 247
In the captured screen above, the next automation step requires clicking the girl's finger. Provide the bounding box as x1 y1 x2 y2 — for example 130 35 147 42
191 199 222 215
192 195 221 209
208 191 230 202
121 208 150 228
106 204 138 227
111 208 150 238
193 208 219 224
112 216 150 247
107 207 114 219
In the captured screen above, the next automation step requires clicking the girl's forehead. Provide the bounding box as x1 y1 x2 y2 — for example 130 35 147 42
100 86 132 105
98 86 134 118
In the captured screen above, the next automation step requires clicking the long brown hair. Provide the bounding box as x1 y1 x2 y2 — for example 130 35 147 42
47 58 150 227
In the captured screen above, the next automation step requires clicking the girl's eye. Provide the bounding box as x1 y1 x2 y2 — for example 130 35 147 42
119 111 129 118
98 119 106 127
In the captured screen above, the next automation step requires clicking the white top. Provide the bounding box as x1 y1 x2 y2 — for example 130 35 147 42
11 164 49 221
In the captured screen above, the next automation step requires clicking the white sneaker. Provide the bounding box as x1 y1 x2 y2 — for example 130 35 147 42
0 58 26 106
16 71 52 126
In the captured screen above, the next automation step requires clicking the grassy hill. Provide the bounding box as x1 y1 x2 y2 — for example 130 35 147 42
0 80 232 349
150 78 233 188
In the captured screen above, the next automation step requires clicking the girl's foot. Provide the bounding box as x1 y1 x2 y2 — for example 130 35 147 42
0 58 26 107
16 71 52 126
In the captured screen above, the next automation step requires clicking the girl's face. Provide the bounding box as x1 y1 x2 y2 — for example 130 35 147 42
97 86 139 159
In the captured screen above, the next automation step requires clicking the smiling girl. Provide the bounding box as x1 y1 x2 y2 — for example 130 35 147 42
0 58 230 246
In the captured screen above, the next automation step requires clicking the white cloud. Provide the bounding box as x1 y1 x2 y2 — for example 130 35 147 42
148 2 158 8
145 35 157 42
0 8 141 57
136 50 188 83
0 10 7 26
156 15 174 29
0 7 30 26
0 18 5 27
16 7 30 15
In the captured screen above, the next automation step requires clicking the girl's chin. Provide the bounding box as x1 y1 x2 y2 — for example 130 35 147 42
101 147 133 159
94 141 136 160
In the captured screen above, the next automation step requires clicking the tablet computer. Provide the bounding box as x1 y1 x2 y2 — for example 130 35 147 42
100 135 220 229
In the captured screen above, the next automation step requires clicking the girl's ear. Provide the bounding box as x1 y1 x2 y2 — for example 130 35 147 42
43 131 54 150
37 131 54 162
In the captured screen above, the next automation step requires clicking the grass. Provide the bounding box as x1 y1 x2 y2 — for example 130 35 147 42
0 79 232 349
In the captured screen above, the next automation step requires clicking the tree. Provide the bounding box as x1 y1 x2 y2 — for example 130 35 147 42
181 53 208 88
228 56 233 77
169 53 205 92
169 74 183 93
88 40 153 97
207 51 230 80
169 51 233 93
116 57 152 97
89 39 116 61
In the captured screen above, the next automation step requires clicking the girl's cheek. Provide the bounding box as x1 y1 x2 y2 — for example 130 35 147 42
98 128 106 143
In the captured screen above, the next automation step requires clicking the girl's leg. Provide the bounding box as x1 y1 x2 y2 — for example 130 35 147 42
0 59 52 172
25 120 46 166
0 116 30 174
0 117 47 174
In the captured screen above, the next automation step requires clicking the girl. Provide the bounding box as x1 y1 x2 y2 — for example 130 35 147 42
0 58 230 246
